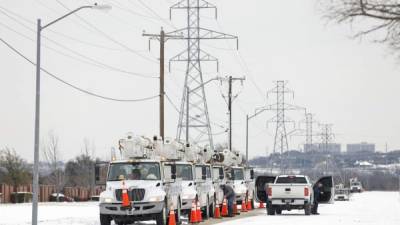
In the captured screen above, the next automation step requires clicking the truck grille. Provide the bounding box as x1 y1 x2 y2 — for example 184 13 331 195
115 188 145 201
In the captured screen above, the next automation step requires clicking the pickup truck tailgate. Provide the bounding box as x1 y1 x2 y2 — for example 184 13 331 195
270 184 307 199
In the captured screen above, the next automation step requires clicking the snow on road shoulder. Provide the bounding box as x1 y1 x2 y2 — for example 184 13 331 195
0 202 99 225
0 192 399 225
216 192 400 225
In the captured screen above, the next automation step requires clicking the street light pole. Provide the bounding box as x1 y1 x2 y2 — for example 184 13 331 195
32 18 41 225
31 4 111 225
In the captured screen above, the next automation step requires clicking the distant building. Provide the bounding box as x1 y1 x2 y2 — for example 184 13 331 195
304 143 341 154
347 142 375 154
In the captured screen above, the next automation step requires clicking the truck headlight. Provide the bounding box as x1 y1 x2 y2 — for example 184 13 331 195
100 197 113 203
148 196 164 202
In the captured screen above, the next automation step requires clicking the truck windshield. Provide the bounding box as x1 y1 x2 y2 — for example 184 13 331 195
275 176 307 184
108 162 161 181
351 182 361 186
232 168 244 180
176 164 193 180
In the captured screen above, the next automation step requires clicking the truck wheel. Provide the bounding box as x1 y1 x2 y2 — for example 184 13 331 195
203 197 210 220
304 204 311 215
209 198 215 218
276 208 282 215
267 206 275 215
156 201 168 225
176 199 182 225
251 192 255 209
100 214 111 225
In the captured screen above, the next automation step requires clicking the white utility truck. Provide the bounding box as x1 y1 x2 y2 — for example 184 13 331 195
334 184 350 201
214 149 249 205
255 175 334 215
96 134 183 225
349 178 363 193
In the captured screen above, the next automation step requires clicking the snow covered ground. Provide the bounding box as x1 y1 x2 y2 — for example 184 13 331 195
0 192 399 225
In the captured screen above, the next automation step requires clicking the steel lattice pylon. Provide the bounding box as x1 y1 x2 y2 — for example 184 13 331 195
168 0 238 148
266 81 297 154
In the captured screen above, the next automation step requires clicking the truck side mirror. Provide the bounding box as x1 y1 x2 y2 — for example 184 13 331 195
250 169 254 180
171 164 177 180
219 168 224 180
201 167 207 180
95 162 108 186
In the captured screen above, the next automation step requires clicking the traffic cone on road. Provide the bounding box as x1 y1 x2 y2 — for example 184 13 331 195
190 201 198 223
221 198 228 217
247 199 252 210
259 201 265 208
241 200 248 212
214 200 221 219
233 202 239 215
121 181 130 207
168 206 176 225
196 200 203 222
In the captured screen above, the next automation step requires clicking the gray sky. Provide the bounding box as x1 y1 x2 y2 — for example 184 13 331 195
1 0 399 162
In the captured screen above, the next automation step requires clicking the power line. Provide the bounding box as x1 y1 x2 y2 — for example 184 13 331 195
0 15 157 79
0 38 159 102
55 0 158 64
0 6 126 52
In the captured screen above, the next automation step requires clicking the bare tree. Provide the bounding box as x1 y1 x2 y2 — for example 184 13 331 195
0 148 31 192
42 131 65 201
320 0 400 54
82 138 96 196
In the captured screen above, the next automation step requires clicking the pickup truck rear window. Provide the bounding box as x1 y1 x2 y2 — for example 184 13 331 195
275 177 307 184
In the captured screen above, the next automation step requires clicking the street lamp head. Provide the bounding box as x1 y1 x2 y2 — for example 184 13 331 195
92 3 112 11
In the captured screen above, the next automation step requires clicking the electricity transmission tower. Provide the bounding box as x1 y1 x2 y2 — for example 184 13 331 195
304 113 318 152
266 81 299 154
319 124 334 152
167 0 238 148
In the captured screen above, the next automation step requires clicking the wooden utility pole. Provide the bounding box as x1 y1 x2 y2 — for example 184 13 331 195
220 76 245 151
143 28 182 141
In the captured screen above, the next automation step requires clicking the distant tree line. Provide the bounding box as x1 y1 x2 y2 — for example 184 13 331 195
0 133 99 200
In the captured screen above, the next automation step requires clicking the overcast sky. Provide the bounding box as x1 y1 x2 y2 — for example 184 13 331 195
1 0 399 162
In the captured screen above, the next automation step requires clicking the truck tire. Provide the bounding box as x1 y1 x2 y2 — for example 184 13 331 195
209 198 215 218
100 214 111 225
304 204 311 215
203 196 210 220
276 208 282 215
156 201 168 225
267 205 276 215
251 192 255 209
176 199 182 225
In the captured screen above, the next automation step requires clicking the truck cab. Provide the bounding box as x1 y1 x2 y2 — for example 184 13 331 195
96 134 182 225
227 166 247 204
194 163 215 219
164 161 197 215
212 165 226 207
244 167 255 208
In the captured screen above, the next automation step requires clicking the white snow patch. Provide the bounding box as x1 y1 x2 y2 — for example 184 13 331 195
0 192 399 225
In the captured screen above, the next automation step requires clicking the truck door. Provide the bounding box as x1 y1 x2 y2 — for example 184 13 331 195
254 176 276 203
314 176 334 204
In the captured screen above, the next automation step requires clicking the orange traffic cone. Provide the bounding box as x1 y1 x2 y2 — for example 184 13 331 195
196 200 203 222
190 201 198 223
241 200 248 212
259 201 265 208
121 181 130 207
221 198 228 217
214 200 221 219
247 199 252 210
233 202 239 215
168 206 176 225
